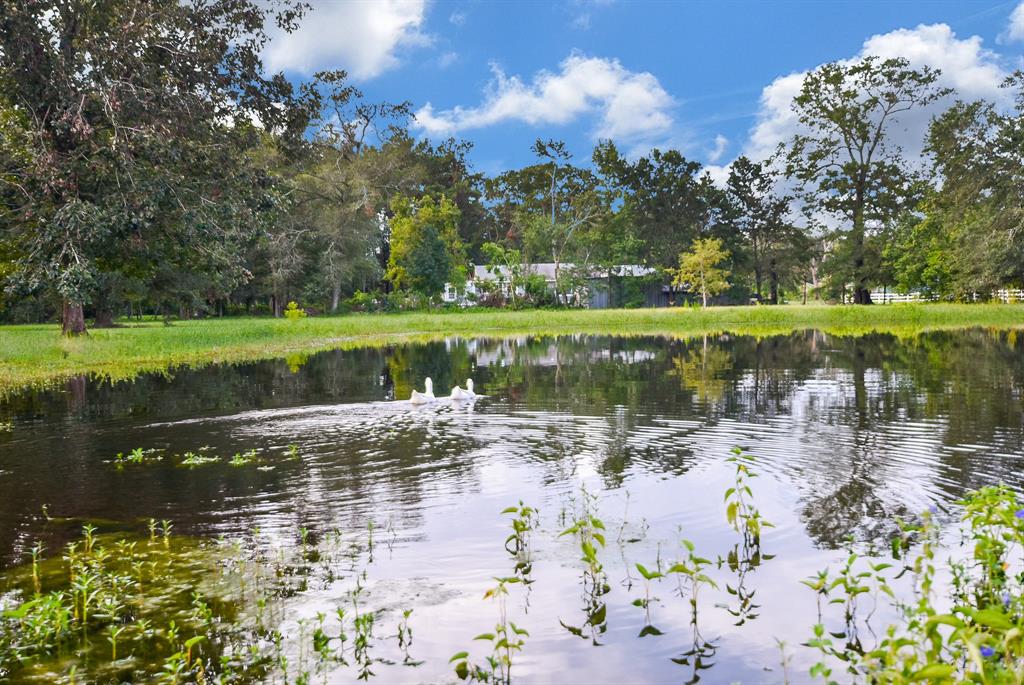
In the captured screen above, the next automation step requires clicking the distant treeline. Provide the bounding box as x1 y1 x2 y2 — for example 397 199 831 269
0 2 1021 332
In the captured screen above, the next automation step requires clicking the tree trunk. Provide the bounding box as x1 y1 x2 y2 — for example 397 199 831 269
769 261 779 305
62 300 87 336
331 281 341 313
850 184 872 305
852 286 873 305
93 307 115 328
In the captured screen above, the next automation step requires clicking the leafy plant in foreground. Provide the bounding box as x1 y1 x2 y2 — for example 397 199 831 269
804 486 1024 683
451 576 529 684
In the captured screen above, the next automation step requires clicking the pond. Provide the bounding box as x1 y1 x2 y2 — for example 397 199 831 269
1 328 1023 683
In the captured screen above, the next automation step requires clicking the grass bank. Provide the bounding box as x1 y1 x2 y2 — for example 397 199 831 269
1 303 1022 393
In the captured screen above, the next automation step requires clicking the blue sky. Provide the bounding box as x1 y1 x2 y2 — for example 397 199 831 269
265 0 1024 177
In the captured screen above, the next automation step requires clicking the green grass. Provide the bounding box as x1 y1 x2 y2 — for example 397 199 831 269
1 303 1022 393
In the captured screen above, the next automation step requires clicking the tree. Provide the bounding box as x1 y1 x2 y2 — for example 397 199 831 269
726 156 808 304
0 0 309 333
487 139 607 291
783 56 950 304
594 141 732 268
911 74 1024 297
386 195 465 298
480 241 526 306
672 238 731 307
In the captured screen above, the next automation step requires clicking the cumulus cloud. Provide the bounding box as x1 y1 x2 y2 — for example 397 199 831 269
413 54 675 146
1003 2 1024 42
743 23 1010 163
263 0 430 80
449 10 467 26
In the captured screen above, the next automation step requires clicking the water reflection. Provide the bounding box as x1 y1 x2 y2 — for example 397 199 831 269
0 329 1022 682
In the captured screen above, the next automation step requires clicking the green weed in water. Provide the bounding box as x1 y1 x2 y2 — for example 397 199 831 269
178 452 219 468
558 486 611 646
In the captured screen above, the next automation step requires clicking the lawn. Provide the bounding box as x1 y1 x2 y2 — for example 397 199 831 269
1 303 1022 392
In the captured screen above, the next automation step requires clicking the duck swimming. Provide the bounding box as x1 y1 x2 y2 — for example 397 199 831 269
450 379 476 401
410 377 436 404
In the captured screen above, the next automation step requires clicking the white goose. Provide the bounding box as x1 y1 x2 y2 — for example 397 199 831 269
450 379 477 401
409 377 436 405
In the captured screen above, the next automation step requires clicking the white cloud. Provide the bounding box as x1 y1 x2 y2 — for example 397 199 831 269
263 0 430 80
743 23 1010 163
707 134 729 163
571 13 591 30
438 51 459 69
449 11 466 26
1003 1 1024 42
413 53 675 146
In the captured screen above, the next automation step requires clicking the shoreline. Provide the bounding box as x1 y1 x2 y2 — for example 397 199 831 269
1 303 1022 394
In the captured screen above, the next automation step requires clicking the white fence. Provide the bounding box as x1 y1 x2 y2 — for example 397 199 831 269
869 289 1024 304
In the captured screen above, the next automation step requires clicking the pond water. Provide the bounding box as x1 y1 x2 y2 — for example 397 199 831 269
1 329 1023 683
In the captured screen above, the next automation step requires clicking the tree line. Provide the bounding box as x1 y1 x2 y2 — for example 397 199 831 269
0 1 1022 334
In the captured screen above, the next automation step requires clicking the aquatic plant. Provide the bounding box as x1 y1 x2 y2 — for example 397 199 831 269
633 562 665 636
558 487 611 645
229 449 259 466
502 501 539 556
179 451 220 467
395 608 421 665
804 485 1024 683
111 447 164 467
451 576 529 684
723 447 773 542
502 501 539 586
719 449 774 626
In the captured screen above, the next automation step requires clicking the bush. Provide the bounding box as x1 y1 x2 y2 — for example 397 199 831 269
805 484 1024 682
283 301 307 320
344 290 379 313
524 274 554 307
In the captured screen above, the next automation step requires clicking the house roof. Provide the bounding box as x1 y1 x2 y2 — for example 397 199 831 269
472 263 657 281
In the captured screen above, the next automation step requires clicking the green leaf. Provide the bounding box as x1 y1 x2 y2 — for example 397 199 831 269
910 664 955 680
638 624 664 637
926 614 963 629
636 563 658 580
972 608 1013 630
449 652 469 663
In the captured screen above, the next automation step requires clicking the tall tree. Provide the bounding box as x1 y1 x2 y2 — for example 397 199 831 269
486 139 607 288
0 0 309 333
726 156 808 304
912 73 1024 296
783 56 950 304
594 141 730 268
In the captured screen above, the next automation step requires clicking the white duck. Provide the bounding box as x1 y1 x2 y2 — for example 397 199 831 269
409 377 436 405
450 379 477 401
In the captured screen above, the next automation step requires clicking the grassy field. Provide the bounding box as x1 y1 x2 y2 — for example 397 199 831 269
1 303 1022 392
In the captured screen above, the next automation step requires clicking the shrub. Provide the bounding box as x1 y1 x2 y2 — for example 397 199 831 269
283 301 307 320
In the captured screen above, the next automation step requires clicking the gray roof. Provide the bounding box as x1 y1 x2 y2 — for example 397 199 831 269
472 263 656 281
